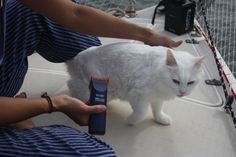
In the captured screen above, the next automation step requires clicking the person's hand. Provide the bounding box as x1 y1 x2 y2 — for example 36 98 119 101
144 32 183 48
52 95 106 126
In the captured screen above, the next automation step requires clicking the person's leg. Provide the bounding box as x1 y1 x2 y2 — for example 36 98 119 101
35 0 101 63
35 17 101 63
0 125 116 156
1 0 44 97
2 0 47 128
2 0 101 97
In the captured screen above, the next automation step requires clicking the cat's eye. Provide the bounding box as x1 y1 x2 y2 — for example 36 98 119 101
172 79 180 84
187 81 195 85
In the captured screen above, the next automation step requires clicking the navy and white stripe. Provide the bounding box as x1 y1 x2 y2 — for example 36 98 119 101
0 0 6 64
0 125 116 157
0 0 116 156
0 0 101 97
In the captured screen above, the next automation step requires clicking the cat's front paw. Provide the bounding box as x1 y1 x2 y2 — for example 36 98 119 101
154 113 172 125
127 114 144 126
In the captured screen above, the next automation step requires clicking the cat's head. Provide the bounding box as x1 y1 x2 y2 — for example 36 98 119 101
164 49 204 97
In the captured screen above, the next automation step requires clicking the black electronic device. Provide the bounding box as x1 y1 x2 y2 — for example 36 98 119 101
88 77 109 135
165 0 196 35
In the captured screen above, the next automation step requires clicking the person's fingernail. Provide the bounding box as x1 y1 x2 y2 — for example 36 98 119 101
97 105 106 110
178 40 183 44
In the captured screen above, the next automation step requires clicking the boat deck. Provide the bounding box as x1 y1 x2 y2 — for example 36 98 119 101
20 7 236 157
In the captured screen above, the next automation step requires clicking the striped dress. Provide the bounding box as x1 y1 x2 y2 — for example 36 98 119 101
0 0 116 156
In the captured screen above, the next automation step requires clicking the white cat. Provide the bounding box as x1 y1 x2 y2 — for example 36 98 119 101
66 42 204 125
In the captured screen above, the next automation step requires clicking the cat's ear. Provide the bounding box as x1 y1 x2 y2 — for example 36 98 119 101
166 49 177 66
194 56 205 69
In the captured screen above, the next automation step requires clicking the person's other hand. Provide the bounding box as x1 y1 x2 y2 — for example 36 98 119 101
144 33 183 48
52 95 106 126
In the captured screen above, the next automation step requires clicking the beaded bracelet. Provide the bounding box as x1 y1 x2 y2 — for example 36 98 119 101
41 92 54 113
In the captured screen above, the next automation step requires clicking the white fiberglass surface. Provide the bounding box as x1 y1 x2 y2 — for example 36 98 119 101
27 32 235 157
33 98 236 157
20 54 69 97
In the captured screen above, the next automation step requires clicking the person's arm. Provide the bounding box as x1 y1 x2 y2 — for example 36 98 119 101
0 97 48 125
0 95 106 126
17 0 182 47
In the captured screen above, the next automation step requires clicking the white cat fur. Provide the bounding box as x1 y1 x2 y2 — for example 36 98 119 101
66 42 204 125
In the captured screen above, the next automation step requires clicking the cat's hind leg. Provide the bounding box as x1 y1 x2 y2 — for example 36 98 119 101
67 79 90 103
151 101 172 125
127 94 149 125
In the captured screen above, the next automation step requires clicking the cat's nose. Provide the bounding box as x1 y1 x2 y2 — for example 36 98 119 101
178 91 185 97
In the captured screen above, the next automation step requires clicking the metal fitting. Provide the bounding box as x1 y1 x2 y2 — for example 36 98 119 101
125 0 136 18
